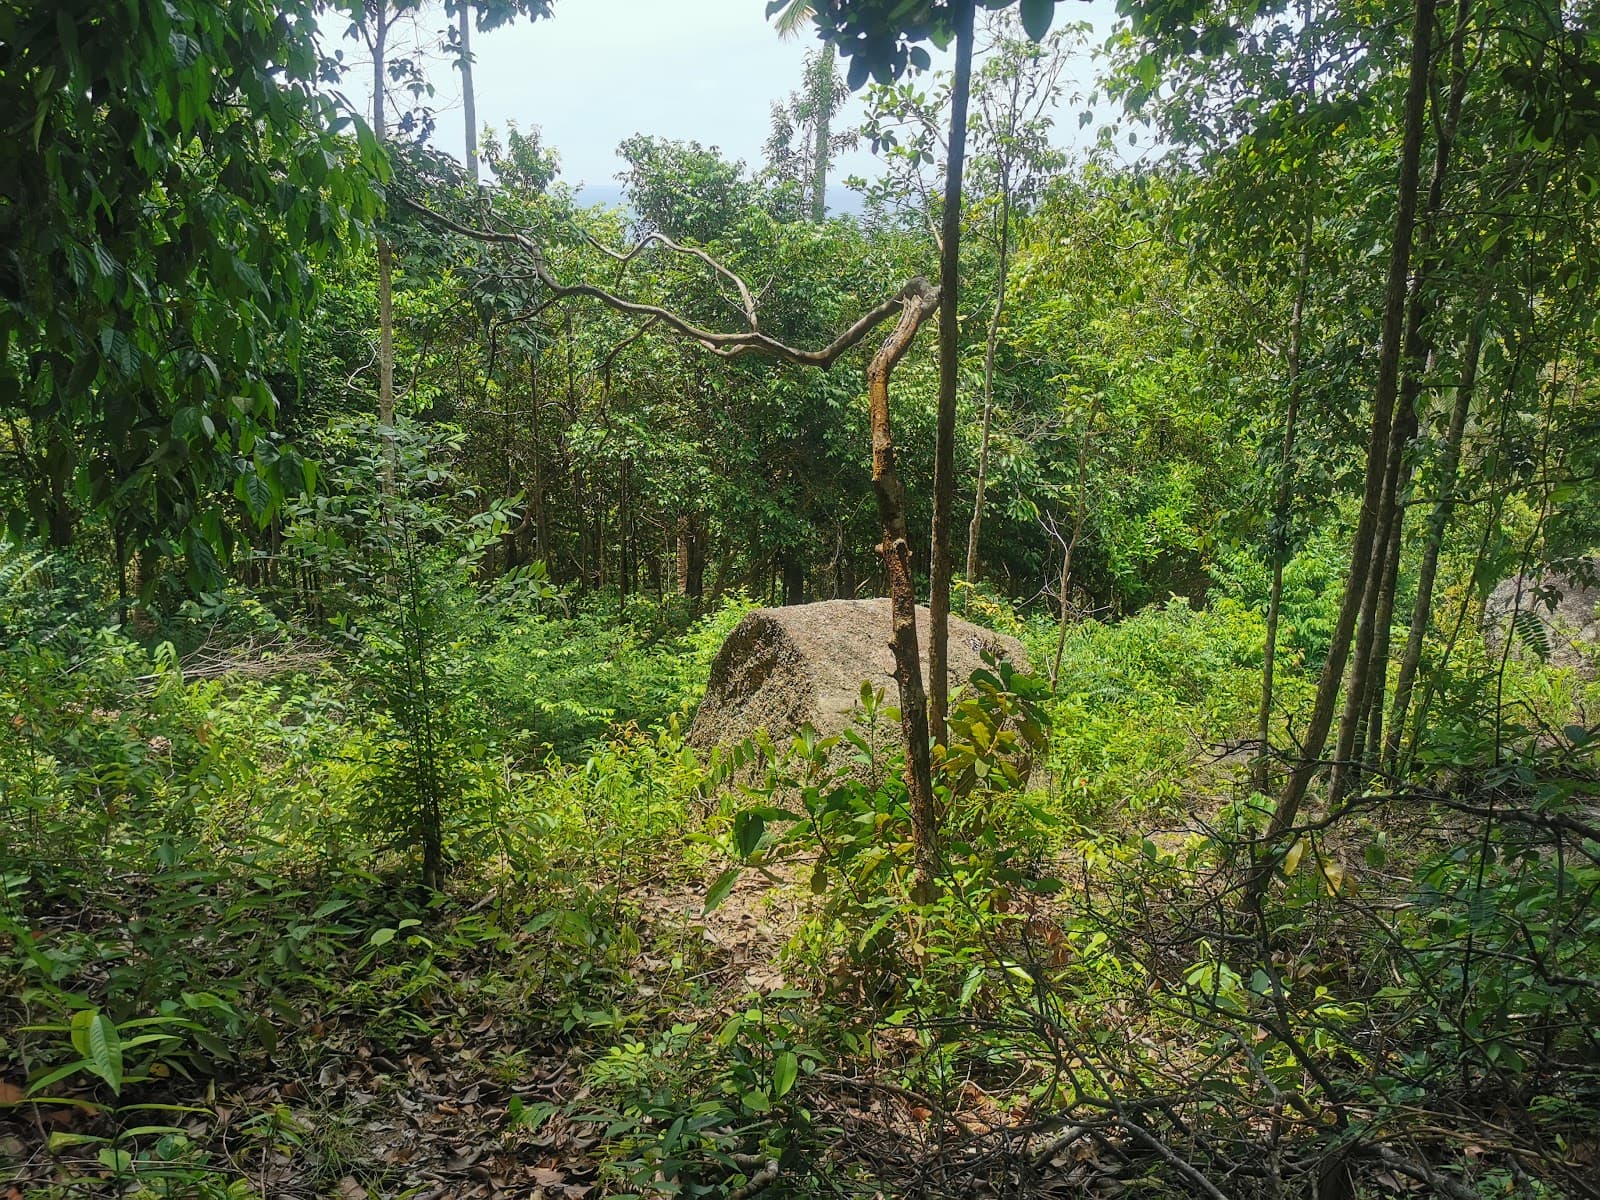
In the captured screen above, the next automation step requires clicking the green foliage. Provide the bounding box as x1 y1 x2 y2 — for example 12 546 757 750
1042 600 1268 819
706 662 1061 1011
793 1 1068 89
0 0 379 563
481 593 758 759
580 998 820 1196
282 417 535 888
5 1 1600 1194
617 136 765 244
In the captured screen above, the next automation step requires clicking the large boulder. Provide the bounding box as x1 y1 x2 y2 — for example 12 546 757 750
1484 559 1600 674
689 599 1030 756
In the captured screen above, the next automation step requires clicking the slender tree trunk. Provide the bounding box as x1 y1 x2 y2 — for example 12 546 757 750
528 353 548 564
1332 0 1469 797
928 0 975 746
1050 393 1102 688
1245 0 1437 907
810 46 834 223
782 554 805 606
1254 227 1313 795
964 190 1011 587
112 525 128 627
677 516 691 594
373 6 396 435
459 2 479 184
1330 327 1416 802
687 520 706 614
1385 321 1483 769
45 465 73 549
868 280 941 899
1358 422 1416 771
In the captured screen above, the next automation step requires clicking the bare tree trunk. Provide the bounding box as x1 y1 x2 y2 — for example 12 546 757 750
1358 424 1416 771
677 516 690 595
928 0 975 747
782 554 805 606
687 520 706 614
1245 0 1437 907
676 515 707 611
964 190 1011 587
529 353 548 564
1050 393 1103 688
869 280 941 899
459 2 479 185
1254 227 1313 795
1330 322 1417 802
1385 322 1482 769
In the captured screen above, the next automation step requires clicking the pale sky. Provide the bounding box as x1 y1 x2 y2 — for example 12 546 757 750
326 0 1127 195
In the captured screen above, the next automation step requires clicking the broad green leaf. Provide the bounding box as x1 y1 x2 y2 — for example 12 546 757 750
704 868 739 912
1019 0 1055 40
71 1010 123 1094
733 810 766 859
773 1051 799 1099
98 1147 133 1173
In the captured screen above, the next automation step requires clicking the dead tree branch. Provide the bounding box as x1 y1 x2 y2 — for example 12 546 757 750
396 194 904 366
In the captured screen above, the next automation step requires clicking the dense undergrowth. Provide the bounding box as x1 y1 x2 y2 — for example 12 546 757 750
3 536 1596 1200
7 0 1600 1194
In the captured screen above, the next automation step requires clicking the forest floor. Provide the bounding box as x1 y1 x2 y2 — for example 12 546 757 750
6 605 1598 1199
2 843 1159 1199
1 861 969 1198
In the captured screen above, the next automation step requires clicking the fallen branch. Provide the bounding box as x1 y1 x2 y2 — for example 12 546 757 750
1368 1144 1481 1200
727 1158 779 1200
814 1066 981 1137
1119 1117 1235 1200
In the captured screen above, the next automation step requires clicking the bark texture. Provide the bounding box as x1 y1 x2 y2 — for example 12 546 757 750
869 279 942 896
929 0 975 747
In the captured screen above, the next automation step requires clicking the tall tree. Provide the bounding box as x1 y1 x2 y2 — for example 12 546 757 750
928 0 975 744
1249 0 1438 901
769 2 849 221
964 18 1070 585
347 0 429 437
789 0 1067 750
0 0 377 574
1334 0 1474 793
444 1 554 185
764 47 852 222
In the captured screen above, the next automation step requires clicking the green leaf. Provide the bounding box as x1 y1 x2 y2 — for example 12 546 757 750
98 1146 133 1173
70 1011 122 1094
48 1131 108 1152
773 1051 799 1099
742 1088 772 1113
26 1059 96 1097
733 810 766 859
239 469 274 525
704 868 739 912
369 927 397 946
1019 0 1055 40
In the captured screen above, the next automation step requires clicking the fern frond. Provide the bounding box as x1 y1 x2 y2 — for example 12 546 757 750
1510 608 1552 662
